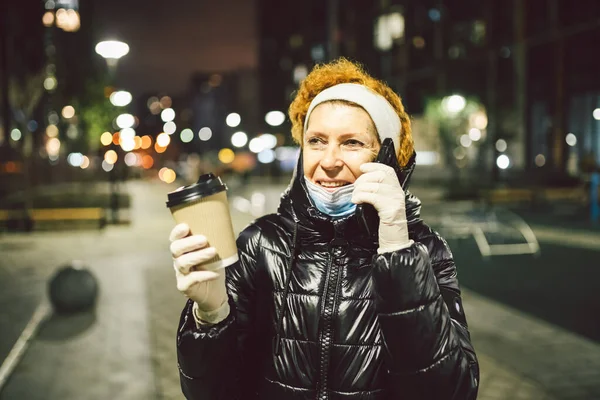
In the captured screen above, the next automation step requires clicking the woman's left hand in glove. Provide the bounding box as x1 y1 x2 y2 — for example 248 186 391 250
352 162 413 254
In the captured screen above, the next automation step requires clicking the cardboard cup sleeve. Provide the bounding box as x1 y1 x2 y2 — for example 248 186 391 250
170 191 238 270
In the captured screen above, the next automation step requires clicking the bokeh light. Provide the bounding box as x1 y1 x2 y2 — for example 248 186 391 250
265 111 285 127
180 129 194 143
56 8 80 32
141 135 152 149
42 11 55 27
120 137 136 152
412 36 426 48
275 146 299 161
231 131 248 147
44 77 57 91
48 111 60 125
155 143 167 153
102 160 114 172
124 152 138 167
148 96 161 115
46 125 59 138
10 129 22 141
442 95 466 114
496 154 510 169
453 147 466 160
164 169 176 183
147 96 159 109
80 156 90 169
258 149 276 164
46 137 60 155
495 139 507 152
67 152 84 167
249 137 264 153
226 113 241 127
104 150 118 165
199 127 212 141
459 134 472 148
535 154 546 167
260 133 277 149
471 112 488 130
142 155 154 169
62 105 75 119
110 91 133 107
160 96 172 109
120 127 135 140
157 133 171 147
468 128 482 141
66 124 77 139
163 121 176 135
27 120 38 132
159 167 176 183
218 148 235 164
161 108 176 122
116 113 135 129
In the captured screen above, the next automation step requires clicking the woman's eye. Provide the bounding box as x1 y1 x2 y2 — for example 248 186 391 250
344 139 364 147
307 137 324 145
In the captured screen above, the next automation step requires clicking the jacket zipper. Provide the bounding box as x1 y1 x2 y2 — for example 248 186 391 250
316 239 345 400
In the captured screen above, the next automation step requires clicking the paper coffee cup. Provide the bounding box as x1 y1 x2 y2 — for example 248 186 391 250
166 173 238 270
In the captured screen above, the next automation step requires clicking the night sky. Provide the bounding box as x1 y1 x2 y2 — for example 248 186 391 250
93 0 257 97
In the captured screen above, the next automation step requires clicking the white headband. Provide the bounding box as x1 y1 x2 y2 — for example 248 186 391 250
303 83 401 151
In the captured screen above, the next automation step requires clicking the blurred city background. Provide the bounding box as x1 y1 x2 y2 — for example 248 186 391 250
0 0 599 399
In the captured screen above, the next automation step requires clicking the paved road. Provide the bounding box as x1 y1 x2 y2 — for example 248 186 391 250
449 238 600 343
0 179 598 399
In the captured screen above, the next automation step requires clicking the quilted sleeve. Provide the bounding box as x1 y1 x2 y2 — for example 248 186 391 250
372 222 479 399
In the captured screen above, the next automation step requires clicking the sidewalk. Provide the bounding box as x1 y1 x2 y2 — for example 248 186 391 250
0 179 599 399
464 289 600 399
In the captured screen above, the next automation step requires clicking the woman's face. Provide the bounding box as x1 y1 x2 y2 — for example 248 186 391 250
303 102 380 191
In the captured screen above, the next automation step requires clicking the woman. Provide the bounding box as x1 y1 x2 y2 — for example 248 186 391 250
169 58 479 399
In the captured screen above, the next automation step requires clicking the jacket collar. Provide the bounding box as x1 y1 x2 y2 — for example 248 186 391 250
277 150 421 247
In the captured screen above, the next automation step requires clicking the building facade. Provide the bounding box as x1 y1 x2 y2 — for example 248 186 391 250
257 0 600 178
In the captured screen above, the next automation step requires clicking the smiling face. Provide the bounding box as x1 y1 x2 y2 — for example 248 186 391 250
303 102 380 191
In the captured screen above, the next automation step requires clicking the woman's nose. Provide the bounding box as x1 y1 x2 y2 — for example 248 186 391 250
319 144 343 170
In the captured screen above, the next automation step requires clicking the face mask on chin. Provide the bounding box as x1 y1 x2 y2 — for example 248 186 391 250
304 177 356 218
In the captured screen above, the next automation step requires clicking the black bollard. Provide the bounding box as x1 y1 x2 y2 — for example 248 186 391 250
0 262 100 392
48 261 99 314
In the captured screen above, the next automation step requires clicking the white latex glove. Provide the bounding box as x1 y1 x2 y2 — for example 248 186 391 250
169 223 230 324
352 162 414 254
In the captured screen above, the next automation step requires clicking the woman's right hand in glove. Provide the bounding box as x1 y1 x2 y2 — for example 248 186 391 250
169 223 228 314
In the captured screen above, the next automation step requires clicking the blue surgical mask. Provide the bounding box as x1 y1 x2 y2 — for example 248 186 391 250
304 177 356 218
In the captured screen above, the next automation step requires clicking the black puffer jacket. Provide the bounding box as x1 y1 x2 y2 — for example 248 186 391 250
177 155 479 400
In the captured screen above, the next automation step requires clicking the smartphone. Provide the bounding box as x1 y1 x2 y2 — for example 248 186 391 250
355 138 414 238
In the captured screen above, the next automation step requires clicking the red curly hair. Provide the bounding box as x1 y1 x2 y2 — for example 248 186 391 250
288 58 414 167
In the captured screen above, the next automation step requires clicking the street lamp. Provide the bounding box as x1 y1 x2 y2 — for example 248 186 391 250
441 95 466 115
95 40 129 68
95 39 129 224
